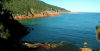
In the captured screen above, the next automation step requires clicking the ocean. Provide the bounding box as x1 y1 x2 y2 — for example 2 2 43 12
19 12 100 50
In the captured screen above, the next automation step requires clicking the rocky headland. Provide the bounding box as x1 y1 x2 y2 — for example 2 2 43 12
14 12 67 20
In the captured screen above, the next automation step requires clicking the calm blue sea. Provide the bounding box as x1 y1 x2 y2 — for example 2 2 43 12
20 12 100 50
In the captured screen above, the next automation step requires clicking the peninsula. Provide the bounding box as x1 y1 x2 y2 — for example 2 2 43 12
2 0 70 20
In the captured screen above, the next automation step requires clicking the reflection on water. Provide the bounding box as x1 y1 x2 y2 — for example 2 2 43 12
19 13 100 50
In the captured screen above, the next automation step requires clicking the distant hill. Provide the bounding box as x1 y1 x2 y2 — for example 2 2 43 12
2 0 70 16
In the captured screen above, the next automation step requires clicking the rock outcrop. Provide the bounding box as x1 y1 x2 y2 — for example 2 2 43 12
14 12 63 20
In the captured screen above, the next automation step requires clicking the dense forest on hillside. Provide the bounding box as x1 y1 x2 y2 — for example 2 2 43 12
1 0 69 16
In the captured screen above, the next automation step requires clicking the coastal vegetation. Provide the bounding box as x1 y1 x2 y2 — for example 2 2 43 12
2 0 69 16
0 24 10 39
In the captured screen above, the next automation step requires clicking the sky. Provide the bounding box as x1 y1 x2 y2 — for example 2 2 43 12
41 0 100 12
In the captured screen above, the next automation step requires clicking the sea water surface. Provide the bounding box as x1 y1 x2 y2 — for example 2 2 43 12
19 12 100 50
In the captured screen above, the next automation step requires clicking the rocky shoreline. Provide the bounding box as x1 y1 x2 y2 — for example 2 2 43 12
14 12 68 20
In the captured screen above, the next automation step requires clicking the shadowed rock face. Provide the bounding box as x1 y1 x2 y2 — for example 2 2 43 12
0 3 30 51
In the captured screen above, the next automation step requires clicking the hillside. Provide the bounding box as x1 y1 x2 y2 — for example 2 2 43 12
2 0 70 16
